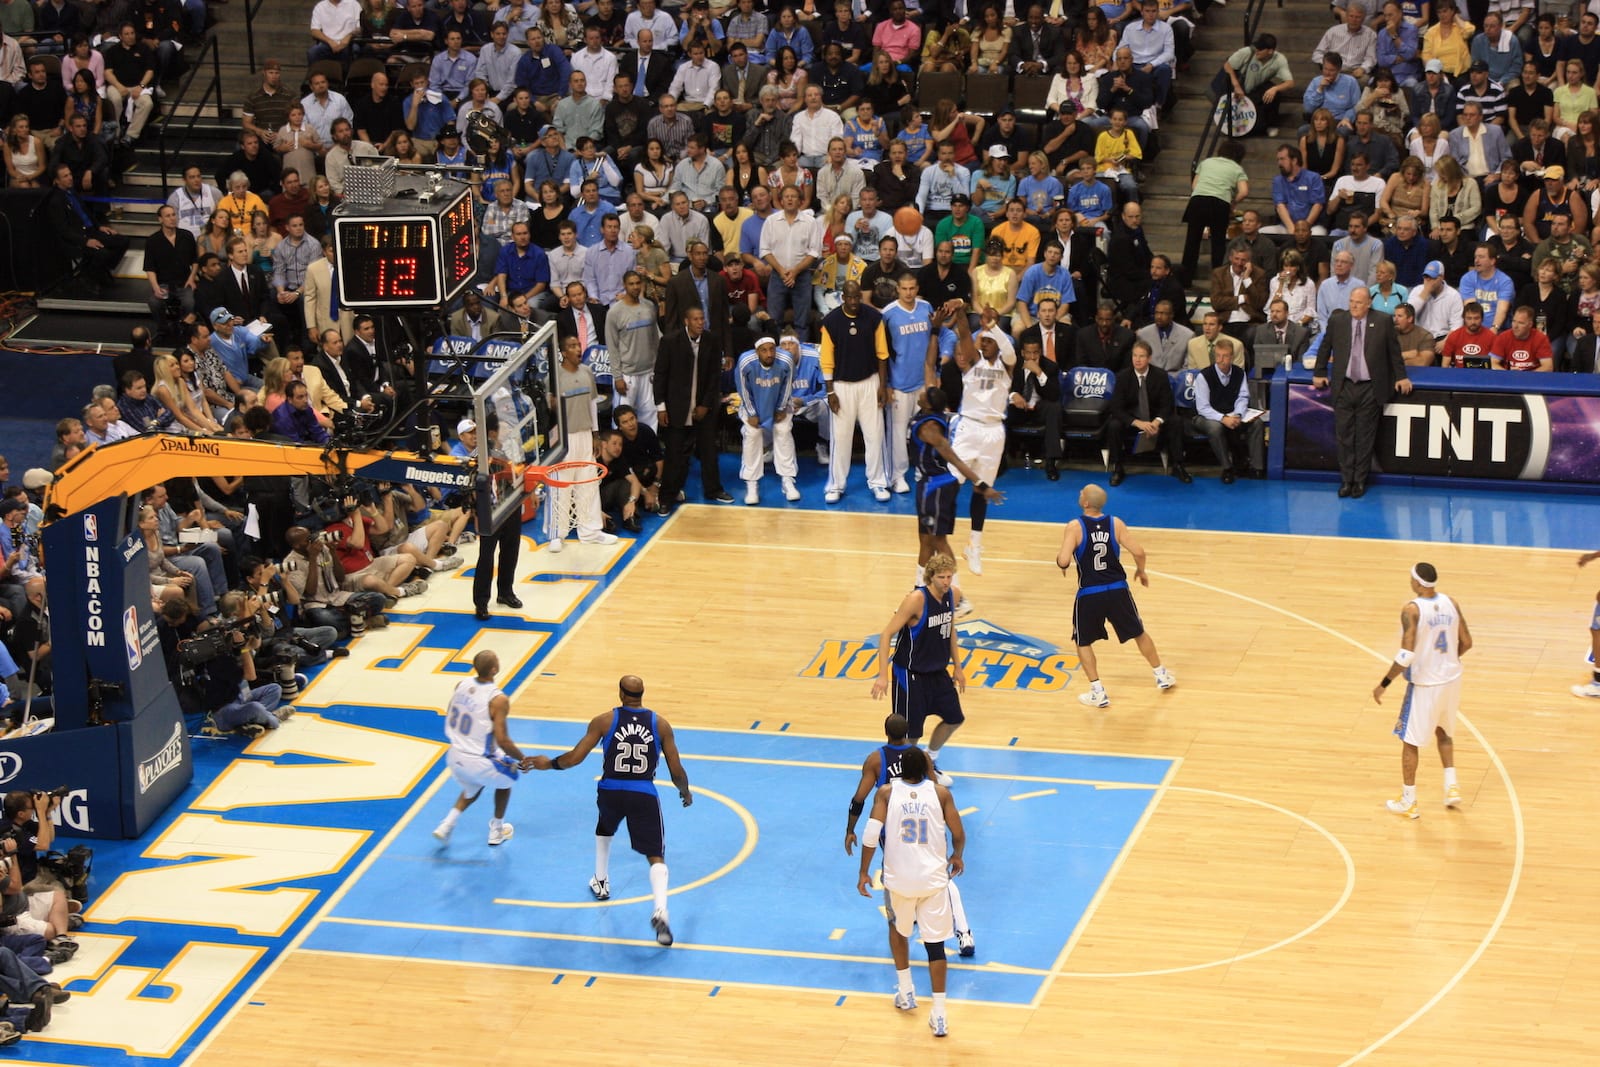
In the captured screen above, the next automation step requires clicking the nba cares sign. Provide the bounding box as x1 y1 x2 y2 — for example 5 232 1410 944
800 620 1079 693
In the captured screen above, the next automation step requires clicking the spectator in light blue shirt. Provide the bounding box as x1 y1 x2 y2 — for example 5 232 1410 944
1302 56 1362 128
208 310 267 391
764 10 814 67
1066 160 1115 230
403 71 454 142
1374 7 1421 87
1315 249 1362 331
429 31 477 105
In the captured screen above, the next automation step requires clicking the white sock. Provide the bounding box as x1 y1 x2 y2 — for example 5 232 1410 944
1152 664 1165 676
896 967 914 995
932 992 947 1017
1089 678 1105 692
1443 767 1458 788
1401 784 1416 805
915 565 927 587
488 817 501 831
947 881 969 933
969 531 982 547
926 740 943 758
438 808 460 829
594 835 612 882
649 861 669 913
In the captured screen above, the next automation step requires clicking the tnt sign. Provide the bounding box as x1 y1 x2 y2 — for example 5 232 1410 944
1381 394 1547 479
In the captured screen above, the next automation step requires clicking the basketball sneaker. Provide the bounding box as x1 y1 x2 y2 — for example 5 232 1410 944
963 543 983 575
957 929 975 957
745 481 759 505
1444 785 1463 808
1571 681 1600 699
547 536 565 553
431 819 453 842
893 990 917 1011
929 1014 948 1037
1079 684 1110 708
930 758 953 787
783 477 800 501
1385 797 1419 820
953 597 974 618
825 489 843 504
588 876 610 900
873 487 891 502
651 910 674 946
1154 667 1177 690
892 477 910 494
488 820 515 845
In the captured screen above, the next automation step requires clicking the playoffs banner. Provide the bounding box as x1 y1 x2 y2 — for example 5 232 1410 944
1284 382 1600 483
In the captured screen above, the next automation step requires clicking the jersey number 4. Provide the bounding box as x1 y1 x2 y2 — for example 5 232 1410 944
1433 630 1449 653
612 741 650 775
899 817 930 844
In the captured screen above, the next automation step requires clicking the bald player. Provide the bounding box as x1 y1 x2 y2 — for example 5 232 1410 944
433 651 537 846
534 675 693 946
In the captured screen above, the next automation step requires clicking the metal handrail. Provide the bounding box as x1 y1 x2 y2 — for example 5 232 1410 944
154 31 225 190
244 0 269 75
1189 0 1284 177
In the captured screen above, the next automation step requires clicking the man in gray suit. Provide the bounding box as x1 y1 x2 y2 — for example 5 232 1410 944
719 43 768 113
1313 286 1412 498
1247 298 1311 369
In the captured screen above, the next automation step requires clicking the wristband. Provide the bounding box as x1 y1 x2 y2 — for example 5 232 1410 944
1394 648 1415 668
550 755 568 770
976 481 989 492
1379 676 1392 689
849 798 864 822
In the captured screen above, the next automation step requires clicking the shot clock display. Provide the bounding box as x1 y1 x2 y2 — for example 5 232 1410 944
333 183 477 309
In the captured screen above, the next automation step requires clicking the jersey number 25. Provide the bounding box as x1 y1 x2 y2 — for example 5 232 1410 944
612 741 650 775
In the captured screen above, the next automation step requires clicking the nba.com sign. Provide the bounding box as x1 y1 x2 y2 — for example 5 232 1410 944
800 619 1079 692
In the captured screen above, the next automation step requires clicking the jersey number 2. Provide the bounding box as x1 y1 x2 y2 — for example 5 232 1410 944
1091 542 1109 571
899 818 929 844
612 741 649 775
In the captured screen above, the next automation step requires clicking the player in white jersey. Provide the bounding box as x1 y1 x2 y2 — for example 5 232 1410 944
1372 563 1474 819
432 651 537 846
856 746 966 1038
1572 548 1600 699
931 300 1009 577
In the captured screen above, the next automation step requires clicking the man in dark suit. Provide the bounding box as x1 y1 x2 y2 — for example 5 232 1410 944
41 163 129 291
1004 6 1066 75
1007 337 1063 479
1102 340 1190 485
554 282 608 347
1572 307 1600 373
626 32 674 104
219 238 271 323
653 304 732 511
661 241 732 361
1076 301 1136 373
1128 254 1187 330
1247 299 1311 370
1104 202 1153 319
1313 286 1411 498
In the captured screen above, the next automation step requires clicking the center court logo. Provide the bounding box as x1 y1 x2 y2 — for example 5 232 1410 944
800 619 1080 692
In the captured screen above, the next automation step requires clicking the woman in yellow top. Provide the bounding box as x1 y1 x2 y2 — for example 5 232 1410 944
1420 6 1474 79
1093 108 1142 202
220 172 268 236
989 199 1041 271
972 235 1019 333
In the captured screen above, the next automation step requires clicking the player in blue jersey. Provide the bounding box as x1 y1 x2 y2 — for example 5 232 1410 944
533 675 694 946
880 275 937 494
736 336 800 504
845 713 976 956
1055 484 1176 708
905 386 1003 611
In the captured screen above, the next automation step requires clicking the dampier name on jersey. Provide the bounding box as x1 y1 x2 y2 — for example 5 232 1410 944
616 718 656 747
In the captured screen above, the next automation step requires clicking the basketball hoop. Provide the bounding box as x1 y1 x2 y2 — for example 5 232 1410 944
526 460 608 544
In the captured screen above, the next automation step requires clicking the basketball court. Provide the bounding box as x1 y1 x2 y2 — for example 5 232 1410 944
28 485 1600 1066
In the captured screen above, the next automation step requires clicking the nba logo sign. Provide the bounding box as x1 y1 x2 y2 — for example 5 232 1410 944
83 514 98 541
124 607 142 669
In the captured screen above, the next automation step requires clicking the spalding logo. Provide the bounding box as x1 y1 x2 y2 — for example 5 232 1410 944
0 752 21 786
800 619 1080 692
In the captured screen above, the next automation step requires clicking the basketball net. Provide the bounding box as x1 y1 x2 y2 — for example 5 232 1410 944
543 461 606 542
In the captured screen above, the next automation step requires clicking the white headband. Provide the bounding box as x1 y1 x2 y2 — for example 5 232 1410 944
1411 565 1435 587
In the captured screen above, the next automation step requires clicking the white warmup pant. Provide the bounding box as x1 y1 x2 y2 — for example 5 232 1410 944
828 376 887 494
618 372 657 429
546 428 604 539
794 396 832 453
884 387 920 485
740 416 798 481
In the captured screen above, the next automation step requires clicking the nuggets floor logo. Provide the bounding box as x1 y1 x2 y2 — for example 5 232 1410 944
800 619 1080 692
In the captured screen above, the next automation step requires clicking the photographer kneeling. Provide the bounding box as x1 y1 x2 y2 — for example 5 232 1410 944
241 556 349 665
159 593 295 738
2 793 78 962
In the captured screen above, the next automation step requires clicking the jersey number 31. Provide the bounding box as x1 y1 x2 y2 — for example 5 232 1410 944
899 817 930 844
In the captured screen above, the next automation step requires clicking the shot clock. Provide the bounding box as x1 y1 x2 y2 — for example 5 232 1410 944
333 182 477 309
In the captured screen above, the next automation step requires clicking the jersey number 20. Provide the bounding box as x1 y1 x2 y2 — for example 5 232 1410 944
899 817 930 844
612 741 650 775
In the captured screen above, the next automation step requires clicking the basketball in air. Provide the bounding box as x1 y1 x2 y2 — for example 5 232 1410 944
893 206 923 236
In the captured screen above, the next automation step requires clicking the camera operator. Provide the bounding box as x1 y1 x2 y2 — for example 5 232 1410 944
240 556 349 665
0 499 43 621
1 793 77 955
198 591 296 735
4 577 51 714
280 526 391 637
323 494 427 601
364 482 466 576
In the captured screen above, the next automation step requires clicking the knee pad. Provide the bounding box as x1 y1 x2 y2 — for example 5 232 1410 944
924 940 946 963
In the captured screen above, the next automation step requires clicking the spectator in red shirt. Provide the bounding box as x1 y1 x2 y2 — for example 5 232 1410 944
322 495 427 600
721 256 771 335
1440 301 1497 368
1490 306 1554 371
